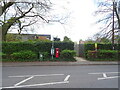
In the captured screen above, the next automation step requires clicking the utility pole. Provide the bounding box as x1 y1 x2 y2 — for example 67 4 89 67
112 0 115 50
118 1 120 44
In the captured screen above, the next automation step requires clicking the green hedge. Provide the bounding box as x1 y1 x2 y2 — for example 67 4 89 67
98 50 118 59
0 52 6 59
84 43 120 58
87 50 119 61
60 50 76 59
2 41 74 59
38 52 49 59
2 42 36 55
84 44 119 51
11 50 37 60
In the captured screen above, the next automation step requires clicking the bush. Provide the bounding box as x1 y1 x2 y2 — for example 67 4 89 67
38 52 49 59
11 50 37 60
84 44 119 58
2 41 74 57
87 50 98 59
0 52 6 59
87 50 118 61
98 50 118 59
42 52 49 58
2 42 35 55
60 50 76 59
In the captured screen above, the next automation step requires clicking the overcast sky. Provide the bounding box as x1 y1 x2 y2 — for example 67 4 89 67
35 0 101 42
8 0 101 42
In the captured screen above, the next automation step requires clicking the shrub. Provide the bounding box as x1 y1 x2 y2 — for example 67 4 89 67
87 50 118 60
84 44 119 58
2 42 35 55
11 50 37 60
2 41 74 56
60 50 76 59
0 52 6 59
87 50 98 59
43 52 49 58
84 44 119 51
97 50 118 59
38 52 49 59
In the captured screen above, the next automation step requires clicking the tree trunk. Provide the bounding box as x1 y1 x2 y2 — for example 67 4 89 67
2 24 10 41
2 18 17 41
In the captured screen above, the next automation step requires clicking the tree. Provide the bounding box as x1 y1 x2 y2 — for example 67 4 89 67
94 0 120 44
85 38 95 44
1 0 52 41
53 37 60 41
5 33 21 42
0 0 70 41
92 33 111 43
63 36 72 42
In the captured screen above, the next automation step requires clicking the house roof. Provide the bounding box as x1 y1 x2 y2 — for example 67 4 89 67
8 33 51 39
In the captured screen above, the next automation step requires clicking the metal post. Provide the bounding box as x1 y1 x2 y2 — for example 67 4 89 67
51 36 54 59
52 41 54 59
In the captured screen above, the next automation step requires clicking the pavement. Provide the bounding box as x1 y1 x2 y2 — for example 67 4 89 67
1 57 119 67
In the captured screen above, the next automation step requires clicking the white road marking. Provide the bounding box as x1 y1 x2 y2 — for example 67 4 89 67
64 75 70 81
88 72 120 80
4 74 70 88
98 76 120 80
9 74 64 78
14 76 34 86
103 73 107 78
88 72 120 74
2 81 69 89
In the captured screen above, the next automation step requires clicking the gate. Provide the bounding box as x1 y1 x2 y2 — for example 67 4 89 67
74 43 85 57
79 44 85 57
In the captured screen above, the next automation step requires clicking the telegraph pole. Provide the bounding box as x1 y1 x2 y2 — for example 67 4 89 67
112 0 115 50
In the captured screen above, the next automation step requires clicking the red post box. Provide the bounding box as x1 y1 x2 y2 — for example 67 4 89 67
55 48 60 58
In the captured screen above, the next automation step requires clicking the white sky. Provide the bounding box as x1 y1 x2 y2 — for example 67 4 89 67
35 0 101 42
8 0 102 42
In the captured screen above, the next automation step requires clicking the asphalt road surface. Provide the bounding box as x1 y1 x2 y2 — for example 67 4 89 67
2 65 119 88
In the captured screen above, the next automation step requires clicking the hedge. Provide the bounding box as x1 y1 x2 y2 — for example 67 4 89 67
2 42 36 55
84 43 120 58
0 52 6 59
84 44 119 51
11 50 37 60
60 50 76 59
87 50 119 61
2 41 74 59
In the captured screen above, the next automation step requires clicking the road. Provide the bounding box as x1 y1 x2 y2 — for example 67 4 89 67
2 65 119 88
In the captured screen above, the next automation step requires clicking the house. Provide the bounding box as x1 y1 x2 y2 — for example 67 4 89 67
9 33 51 41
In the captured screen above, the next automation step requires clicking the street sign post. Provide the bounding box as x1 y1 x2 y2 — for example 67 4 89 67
51 47 54 59
95 43 98 51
